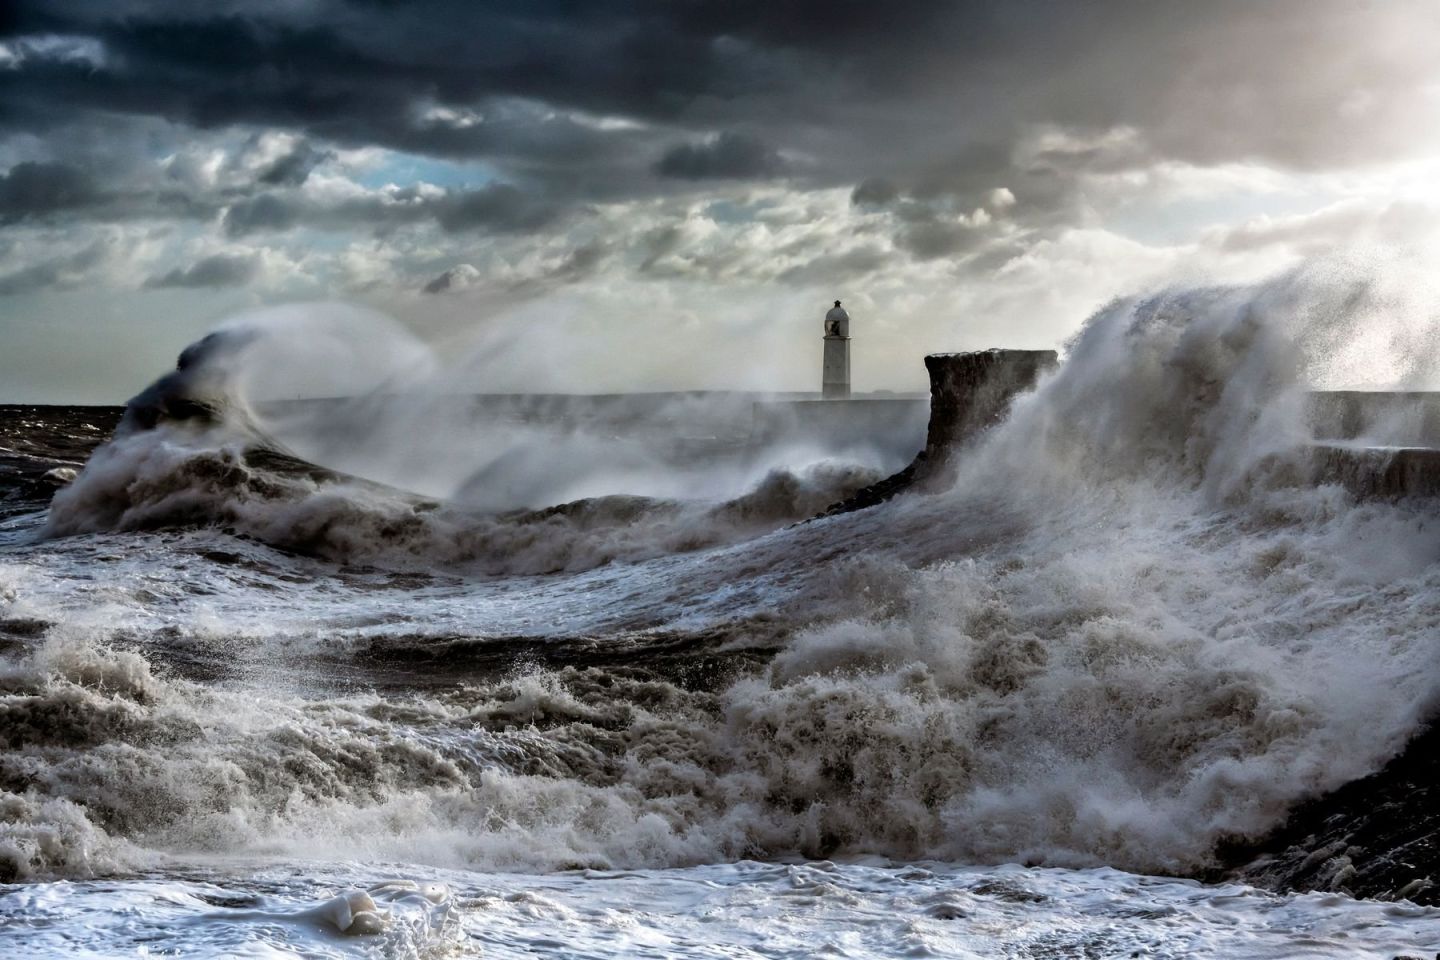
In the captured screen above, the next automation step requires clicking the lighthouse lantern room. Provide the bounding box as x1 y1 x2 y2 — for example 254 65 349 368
822 299 851 399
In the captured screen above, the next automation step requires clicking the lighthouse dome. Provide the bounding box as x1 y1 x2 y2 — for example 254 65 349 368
824 301 850 337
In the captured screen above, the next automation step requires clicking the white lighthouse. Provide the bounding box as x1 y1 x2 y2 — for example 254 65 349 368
822 299 851 399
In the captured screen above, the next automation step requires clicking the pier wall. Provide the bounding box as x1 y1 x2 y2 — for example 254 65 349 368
824 349 1057 514
1307 391 1440 497
825 355 1440 514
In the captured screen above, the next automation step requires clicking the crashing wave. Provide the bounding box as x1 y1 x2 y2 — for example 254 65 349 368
6 265 1440 887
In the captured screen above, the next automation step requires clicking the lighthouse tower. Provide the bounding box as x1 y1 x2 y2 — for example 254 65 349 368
822 300 851 399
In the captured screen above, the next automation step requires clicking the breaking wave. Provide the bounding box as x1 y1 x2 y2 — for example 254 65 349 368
6 263 1440 886
41 306 889 574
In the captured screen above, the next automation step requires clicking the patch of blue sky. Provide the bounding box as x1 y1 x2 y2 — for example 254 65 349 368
1105 183 1342 246
703 197 762 225
357 152 499 191
285 227 351 252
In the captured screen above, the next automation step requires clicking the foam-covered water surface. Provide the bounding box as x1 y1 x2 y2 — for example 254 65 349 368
5 860 1440 959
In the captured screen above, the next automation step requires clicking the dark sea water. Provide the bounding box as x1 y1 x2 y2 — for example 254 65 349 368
3 288 1440 957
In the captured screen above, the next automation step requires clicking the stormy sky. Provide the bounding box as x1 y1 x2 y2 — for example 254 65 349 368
2 0 1439 401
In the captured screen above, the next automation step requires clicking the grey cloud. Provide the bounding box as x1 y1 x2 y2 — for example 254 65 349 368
897 220 987 261
1019 131 1151 178
512 239 612 292
0 162 100 223
778 245 893 286
425 240 609 296
422 263 479 294
0 237 114 295
257 141 333 186
223 193 301 236
219 181 561 238
639 224 685 272
1209 200 1440 255
961 238 1031 275
655 132 786 181
632 221 741 280
851 178 899 207
547 240 608 283
144 251 261 288
0 261 73 296
435 183 560 233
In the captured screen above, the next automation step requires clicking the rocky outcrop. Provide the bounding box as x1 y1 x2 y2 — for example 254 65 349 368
825 349 1057 514
1227 721 1440 905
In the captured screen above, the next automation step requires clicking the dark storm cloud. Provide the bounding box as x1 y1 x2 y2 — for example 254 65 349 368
0 3 751 169
655 133 786 181
0 2 970 170
144 251 261 288
10 0 1429 183
1 0 1436 285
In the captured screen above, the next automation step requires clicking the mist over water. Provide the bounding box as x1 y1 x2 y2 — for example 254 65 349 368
5 259 1440 955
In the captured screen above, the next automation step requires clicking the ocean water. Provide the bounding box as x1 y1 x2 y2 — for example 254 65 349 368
3 279 1440 958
